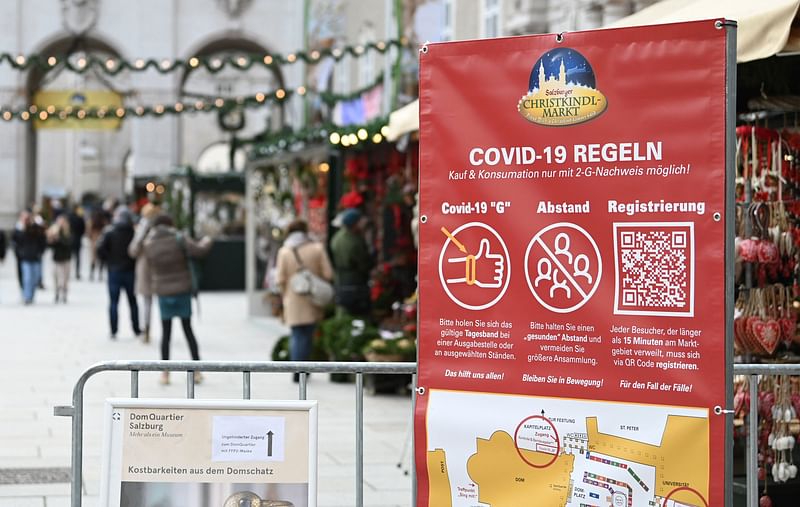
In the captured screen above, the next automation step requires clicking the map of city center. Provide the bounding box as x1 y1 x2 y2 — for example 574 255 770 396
424 390 709 507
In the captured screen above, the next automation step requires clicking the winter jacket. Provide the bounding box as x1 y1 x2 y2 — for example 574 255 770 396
275 237 334 327
96 223 136 272
12 225 47 262
143 225 212 297
330 227 372 286
49 230 72 262
128 218 154 297
67 212 85 248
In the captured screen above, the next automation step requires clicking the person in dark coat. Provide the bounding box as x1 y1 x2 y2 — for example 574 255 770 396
67 205 86 279
96 206 141 339
330 208 373 317
12 210 47 304
47 215 72 303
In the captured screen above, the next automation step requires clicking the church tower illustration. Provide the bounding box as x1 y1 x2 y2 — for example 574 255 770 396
558 59 566 84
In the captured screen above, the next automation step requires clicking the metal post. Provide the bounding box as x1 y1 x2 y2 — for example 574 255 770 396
187 371 195 399
131 371 139 398
411 373 417 504
243 371 251 400
748 374 758 507
356 372 364 507
299 373 307 400
71 385 84 507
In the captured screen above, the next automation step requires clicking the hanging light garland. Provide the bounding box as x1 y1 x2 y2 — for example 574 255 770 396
0 39 409 76
248 117 391 159
1 72 388 122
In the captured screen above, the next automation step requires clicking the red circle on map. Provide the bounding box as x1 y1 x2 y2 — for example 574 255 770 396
663 486 709 507
513 415 560 468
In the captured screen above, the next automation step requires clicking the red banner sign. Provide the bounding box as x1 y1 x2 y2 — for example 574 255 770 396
416 20 731 507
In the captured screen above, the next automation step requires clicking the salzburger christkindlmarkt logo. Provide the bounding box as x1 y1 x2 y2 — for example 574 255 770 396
517 47 607 126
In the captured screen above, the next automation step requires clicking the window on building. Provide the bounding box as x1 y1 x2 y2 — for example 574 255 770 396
483 0 501 39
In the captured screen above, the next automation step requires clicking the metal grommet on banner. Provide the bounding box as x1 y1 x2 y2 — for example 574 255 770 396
713 212 721 222
420 215 428 224
416 386 426 396
420 44 429 54
555 32 564 43
714 405 734 415
714 20 724 29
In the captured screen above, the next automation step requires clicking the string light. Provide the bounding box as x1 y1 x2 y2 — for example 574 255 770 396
20 111 30 121
134 106 145 116
28 105 38 114
58 111 67 120
286 53 297 63
2 111 11 121
145 182 156 192
155 184 165 194
348 133 358 145
134 59 145 69
372 133 382 143
318 162 330 173
275 89 286 99
377 41 386 50
310 50 320 60
189 57 199 68
237 56 247 67
329 132 341 144
76 110 86 119
115 108 125 117
332 48 343 58
380 126 389 137
174 102 184 112
341 135 351 147
38 111 47 120
296 86 306 96
195 100 205 110
354 46 365 55
357 128 368 140
97 108 106 118
255 92 265 102
154 104 165 114
211 58 222 69
47 56 57 66
105 59 116 70
77 57 87 69
160 59 171 70
46 105 55 114
263 55 273 65
15 55 25 65
214 98 224 108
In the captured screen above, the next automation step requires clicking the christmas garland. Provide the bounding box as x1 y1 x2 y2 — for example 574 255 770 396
0 39 409 76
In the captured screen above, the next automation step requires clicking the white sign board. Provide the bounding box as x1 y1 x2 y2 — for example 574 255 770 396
100 399 318 507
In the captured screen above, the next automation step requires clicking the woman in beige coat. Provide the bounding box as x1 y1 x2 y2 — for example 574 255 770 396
275 219 333 370
127 203 161 343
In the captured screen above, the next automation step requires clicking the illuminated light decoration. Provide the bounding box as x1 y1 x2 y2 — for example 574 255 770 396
58 111 67 120
348 133 358 145
296 86 306 96
237 56 247 67
115 108 125 117
372 133 382 143
64 106 73 114
214 98 224 108
105 59 116 70
329 132 341 144
160 59 171 70
29 105 38 114
134 59 145 69
319 162 330 173
189 57 200 68
275 89 286 100
77 57 87 69
286 53 297 63
76 110 86 119
341 135 351 147
263 55 273 65
255 92 265 103
211 58 222 69
155 184 165 194
145 182 156 192
174 102 184 112
354 45 365 55
134 106 145 116
154 104 165 114
2 111 11 121
38 111 47 120
96 108 106 118
47 56 57 66
15 55 25 65
332 48 343 58
377 41 386 50
20 111 30 121
310 50 320 60
195 100 205 110
46 105 56 114
380 125 389 137
357 128 368 140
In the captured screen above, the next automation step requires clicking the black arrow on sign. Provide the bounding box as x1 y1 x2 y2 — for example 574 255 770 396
266 431 274 457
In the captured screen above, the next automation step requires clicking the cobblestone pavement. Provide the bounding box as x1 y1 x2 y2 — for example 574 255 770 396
0 252 414 506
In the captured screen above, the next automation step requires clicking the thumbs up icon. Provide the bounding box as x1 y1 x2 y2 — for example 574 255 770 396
446 238 505 289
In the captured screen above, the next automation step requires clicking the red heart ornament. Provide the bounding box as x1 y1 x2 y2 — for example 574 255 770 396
753 319 781 355
758 240 780 264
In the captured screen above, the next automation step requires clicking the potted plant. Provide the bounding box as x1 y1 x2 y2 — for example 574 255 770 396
319 312 377 381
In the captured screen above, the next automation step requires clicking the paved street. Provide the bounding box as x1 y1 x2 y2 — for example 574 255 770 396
0 253 415 507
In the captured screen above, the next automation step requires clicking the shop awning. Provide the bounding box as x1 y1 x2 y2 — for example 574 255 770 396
385 99 419 141
607 0 800 63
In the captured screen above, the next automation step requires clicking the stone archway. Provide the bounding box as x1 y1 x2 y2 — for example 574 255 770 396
26 35 130 206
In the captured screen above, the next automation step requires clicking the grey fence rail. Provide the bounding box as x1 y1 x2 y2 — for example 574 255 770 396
53 360 418 507
54 361 799 507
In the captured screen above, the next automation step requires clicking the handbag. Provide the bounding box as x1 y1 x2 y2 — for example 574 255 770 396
290 246 334 307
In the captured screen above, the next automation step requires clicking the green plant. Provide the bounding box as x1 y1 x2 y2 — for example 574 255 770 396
319 313 377 361
362 334 416 361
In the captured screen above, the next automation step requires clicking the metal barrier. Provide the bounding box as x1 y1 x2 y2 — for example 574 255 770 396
54 360 418 507
55 361 800 507
734 363 800 507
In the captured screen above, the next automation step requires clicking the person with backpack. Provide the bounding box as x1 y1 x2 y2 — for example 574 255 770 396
143 213 212 385
275 219 333 379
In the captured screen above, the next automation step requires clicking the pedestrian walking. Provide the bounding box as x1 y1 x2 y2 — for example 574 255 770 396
12 210 46 304
143 214 212 385
88 207 108 281
47 215 72 303
67 205 86 279
275 219 333 379
127 202 161 343
96 206 141 339
330 208 373 317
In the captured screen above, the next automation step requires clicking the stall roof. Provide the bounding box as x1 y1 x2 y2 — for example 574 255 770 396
607 0 800 63
385 99 419 142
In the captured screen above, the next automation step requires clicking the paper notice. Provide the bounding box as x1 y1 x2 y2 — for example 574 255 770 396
211 416 285 462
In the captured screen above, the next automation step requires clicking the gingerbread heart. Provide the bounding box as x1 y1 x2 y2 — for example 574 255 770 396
758 240 780 264
753 319 781 355
780 317 796 344
740 238 760 262
746 316 767 354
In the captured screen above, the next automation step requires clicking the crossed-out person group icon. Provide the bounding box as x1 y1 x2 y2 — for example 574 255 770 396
534 232 593 299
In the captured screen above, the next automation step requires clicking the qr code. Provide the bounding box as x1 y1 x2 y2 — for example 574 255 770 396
613 223 694 317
